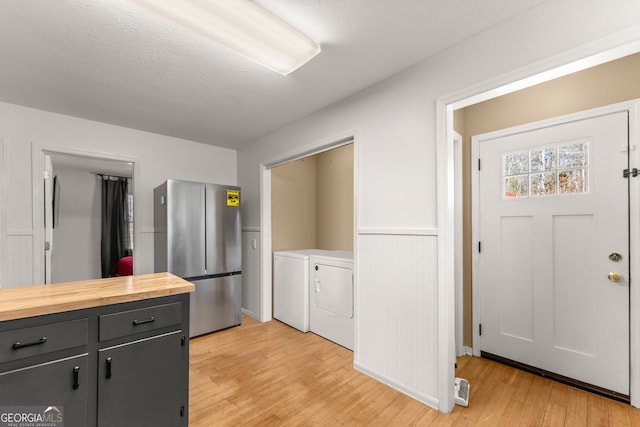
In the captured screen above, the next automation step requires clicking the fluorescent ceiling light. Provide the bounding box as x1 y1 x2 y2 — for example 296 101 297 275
130 0 321 75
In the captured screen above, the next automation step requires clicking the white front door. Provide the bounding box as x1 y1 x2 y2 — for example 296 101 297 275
476 111 630 395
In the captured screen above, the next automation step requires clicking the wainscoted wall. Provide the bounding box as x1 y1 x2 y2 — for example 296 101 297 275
5 232 34 288
136 229 155 276
242 229 261 319
355 232 439 408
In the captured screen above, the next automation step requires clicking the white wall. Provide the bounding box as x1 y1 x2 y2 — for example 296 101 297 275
237 0 640 412
51 168 101 283
241 230 260 318
0 101 236 288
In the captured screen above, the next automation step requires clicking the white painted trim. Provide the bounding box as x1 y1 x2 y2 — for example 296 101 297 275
258 129 358 324
628 102 640 408
471 100 640 142
471 134 482 358
6 229 34 236
31 143 43 284
241 307 260 320
436 100 456 413
453 131 464 357
354 361 439 410
470 99 640 405
0 139 5 289
262 135 354 168
445 25 640 109
31 144 140 283
357 227 438 236
352 129 360 359
259 163 273 322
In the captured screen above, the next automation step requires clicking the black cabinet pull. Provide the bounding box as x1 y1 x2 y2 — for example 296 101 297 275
72 366 80 389
12 337 47 349
132 316 155 326
106 357 112 379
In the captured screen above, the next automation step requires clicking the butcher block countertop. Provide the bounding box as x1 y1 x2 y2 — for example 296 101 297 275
0 272 195 321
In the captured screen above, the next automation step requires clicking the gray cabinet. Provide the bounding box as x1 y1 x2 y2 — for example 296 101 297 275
98 331 183 427
0 294 190 427
0 353 89 425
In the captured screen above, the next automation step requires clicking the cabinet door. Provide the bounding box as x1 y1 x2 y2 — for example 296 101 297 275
0 354 88 426
98 331 183 427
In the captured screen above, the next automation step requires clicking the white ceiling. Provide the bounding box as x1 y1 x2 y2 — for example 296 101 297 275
0 0 547 149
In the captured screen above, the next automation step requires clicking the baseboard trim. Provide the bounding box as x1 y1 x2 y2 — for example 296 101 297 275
354 361 439 410
241 308 260 321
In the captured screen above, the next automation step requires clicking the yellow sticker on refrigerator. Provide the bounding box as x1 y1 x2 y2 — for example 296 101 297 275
227 190 239 206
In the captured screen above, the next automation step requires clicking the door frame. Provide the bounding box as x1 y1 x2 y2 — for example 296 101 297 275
31 144 139 284
470 99 640 404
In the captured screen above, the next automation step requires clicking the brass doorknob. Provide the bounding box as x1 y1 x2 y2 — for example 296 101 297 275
608 272 623 282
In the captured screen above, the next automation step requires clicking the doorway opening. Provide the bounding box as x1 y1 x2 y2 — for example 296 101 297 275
259 135 356 323
41 150 135 284
443 43 640 409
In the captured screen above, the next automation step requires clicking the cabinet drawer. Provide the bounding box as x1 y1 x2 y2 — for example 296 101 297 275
99 302 182 341
0 319 88 364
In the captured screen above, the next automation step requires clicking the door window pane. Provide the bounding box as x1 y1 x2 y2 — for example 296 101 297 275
504 175 529 198
530 147 556 172
502 140 589 199
504 152 529 176
558 142 588 169
530 172 557 196
559 169 588 194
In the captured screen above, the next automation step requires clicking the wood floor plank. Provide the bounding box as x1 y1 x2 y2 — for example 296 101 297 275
563 387 589 426
609 399 632 426
189 315 640 426
587 392 610 425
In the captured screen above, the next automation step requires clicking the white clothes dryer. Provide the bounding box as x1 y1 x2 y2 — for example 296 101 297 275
309 251 354 350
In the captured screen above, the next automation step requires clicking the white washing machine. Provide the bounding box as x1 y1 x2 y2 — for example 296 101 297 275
309 251 354 350
273 250 316 332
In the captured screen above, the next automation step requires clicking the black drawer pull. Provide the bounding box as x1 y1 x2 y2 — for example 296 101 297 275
12 337 47 349
106 357 112 379
73 366 80 389
132 316 155 326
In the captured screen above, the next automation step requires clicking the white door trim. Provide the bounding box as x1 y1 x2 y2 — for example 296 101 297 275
453 131 465 357
0 139 5 289
31 144 139 283
471 99 640 405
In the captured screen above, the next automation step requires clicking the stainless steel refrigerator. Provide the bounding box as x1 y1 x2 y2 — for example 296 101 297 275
154 179 241 337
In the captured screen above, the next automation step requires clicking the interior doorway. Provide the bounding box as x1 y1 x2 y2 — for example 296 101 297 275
42 151 134 284
259 135 356 322
445 46 640 408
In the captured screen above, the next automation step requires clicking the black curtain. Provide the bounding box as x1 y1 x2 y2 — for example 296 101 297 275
101 176 129 278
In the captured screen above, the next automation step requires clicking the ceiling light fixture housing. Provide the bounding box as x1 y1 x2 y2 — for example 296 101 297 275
130 0 321 75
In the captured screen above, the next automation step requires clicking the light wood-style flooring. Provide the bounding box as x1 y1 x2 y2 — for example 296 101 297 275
189 315 640 426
